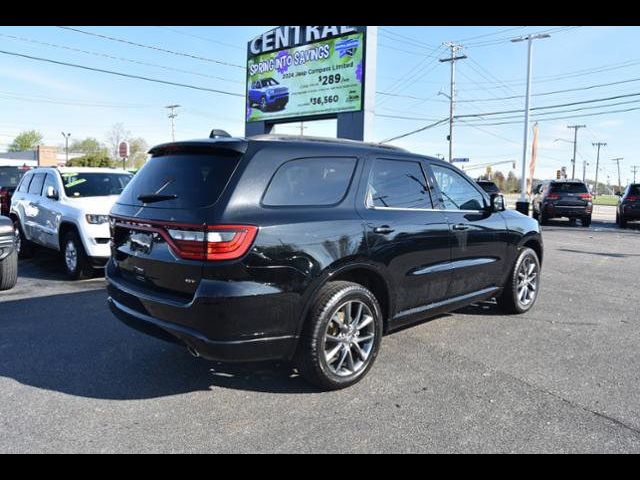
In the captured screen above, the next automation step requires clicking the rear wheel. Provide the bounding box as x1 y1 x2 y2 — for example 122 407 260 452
581 215 592 227
0 250 18 291
295 281 383 391
63 231 93 280
539 212 549 226
497 247 541 314
618 212 627 229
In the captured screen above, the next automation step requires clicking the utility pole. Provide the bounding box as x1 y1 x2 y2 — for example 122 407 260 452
439 42 466 164
511 33 550 215
592 142 606 197
612 157 624 192
61 132 71 164
567 125 586 179
632 165 639 183
165 104 181 142
582 159 589 183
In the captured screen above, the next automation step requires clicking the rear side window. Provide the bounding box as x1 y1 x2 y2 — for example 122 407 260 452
263 157 357 207
17 173 33 193
28 173 45 195
118 152 241 209
368 159 432 209
550 182 588 194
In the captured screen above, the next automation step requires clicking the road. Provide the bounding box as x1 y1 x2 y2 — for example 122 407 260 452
1 217 639 453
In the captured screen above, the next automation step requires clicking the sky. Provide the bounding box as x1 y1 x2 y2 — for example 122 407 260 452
0 25 639 185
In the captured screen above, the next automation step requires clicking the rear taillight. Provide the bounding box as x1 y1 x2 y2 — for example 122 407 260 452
167 225 258 261
546 193 560 200
578 193 592 201
626 196 639 202
0 189 9 213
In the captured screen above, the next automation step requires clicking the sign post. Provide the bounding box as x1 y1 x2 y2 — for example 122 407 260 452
245 26 377 141
118 141 130 170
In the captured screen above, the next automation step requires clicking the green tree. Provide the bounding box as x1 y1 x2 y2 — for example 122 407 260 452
9 130 44 152
70 137 109 157
66 153 116 168
128 137 149 169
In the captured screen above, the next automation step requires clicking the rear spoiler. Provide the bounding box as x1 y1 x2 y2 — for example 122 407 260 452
149 138 249 157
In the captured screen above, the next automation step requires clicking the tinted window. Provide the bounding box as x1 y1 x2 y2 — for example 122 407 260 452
17 173 33 193
627 185 640 196
118 152 240 209
0 167 24 188
61 172 132 198
42 174 59 197
431 164 485 211
263 157 356 207
28 173 46 195
368 159 432 209
549 182 588 194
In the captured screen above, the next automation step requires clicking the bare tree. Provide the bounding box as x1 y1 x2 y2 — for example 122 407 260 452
106 123 131 160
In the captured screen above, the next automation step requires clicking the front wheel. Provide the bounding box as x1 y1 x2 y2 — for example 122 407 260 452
295 281 383 391
0 250 18 291
497 247 541 314
62 231 93 280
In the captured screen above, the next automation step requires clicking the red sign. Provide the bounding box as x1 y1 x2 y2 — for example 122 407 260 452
118 141 130 158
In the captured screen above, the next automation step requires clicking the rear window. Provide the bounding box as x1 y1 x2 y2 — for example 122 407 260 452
61 172 132 198
263 157 357 207
549 182 588 194
118 152 241 209
0 167 24 188
629 185 640 196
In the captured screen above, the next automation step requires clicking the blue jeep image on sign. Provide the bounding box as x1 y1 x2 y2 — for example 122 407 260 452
248 78 289 111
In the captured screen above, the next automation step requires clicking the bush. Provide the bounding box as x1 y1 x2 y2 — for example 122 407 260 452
66 154 117 168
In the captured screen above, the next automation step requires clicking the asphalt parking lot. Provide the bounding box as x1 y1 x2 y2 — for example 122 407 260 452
1 209 639 453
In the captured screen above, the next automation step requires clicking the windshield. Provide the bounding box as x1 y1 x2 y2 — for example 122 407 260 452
61 172 133 198
549 182 588 194
263 78 279 87
0 167 25 188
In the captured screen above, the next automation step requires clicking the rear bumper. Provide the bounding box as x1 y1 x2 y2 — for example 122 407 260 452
544 204 591 218
106 260 300 362
621 206 640 220
108 297 296 362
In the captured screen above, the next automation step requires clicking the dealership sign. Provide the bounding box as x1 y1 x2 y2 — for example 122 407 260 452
246 26 367 123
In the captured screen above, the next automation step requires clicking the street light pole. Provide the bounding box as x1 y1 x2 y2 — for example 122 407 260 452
61 132 71 164
511 33 550 215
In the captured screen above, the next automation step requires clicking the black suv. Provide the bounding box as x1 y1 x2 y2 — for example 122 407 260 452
0 215 18 291
0 166 28 217
107 134 543 390
532 180 593 226
616 184 640 228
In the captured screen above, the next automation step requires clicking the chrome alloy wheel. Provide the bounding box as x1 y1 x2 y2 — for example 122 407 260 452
516 255 539 307
65 240 78 273
13 226 21 254
323 300 376 377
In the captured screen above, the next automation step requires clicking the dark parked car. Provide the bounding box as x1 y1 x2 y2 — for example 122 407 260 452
0 166 29 217
107 133 543 390
532 180 593 226
248 78 289 111
0 215 18 291
616 183 640 228
476 180 501 195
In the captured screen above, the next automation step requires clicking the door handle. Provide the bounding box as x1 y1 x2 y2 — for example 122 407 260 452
373 225 395 235
452 224 470 231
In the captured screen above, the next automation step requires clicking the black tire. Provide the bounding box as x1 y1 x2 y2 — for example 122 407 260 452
532 210 539 221
259 96 267 111
62 231 93 280
539 212 549 226
497 247 541 315
581 215 592 227
295 281 383 391
13 219 34 258
0 250 18 291
619 214 627 229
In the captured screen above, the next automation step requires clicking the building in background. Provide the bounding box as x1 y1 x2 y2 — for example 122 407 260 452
0 146 83 167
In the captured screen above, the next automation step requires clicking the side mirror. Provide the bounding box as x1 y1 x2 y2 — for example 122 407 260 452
489 193 506 212
46 186 59 200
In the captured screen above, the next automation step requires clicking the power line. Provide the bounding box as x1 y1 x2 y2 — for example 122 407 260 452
0 49 246 98
455 26 527 43
380 118 449 144
378 28 440 51
57 26 244 69
155 26 243 50
0 32 244 85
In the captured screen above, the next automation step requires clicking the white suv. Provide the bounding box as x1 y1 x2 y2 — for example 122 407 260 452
10 167 133 279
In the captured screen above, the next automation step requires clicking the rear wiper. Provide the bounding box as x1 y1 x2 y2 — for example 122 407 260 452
137 193 178 204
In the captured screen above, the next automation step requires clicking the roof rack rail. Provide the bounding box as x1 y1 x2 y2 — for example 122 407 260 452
249 134 408 152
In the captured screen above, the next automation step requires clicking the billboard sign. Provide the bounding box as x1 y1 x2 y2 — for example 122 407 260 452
246 26 367 123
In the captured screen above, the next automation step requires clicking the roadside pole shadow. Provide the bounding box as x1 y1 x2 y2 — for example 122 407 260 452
0 290 317 400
